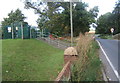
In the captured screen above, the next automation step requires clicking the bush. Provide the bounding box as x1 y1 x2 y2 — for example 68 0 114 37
113 33 120 40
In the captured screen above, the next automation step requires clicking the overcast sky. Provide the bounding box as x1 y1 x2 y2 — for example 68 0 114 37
0 0 117 26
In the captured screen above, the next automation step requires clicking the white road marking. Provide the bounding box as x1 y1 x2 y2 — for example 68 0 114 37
96 40 120 82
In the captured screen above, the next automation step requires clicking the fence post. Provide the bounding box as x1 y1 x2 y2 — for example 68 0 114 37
57 39 59 47
21 22 24 40
11 23 14 39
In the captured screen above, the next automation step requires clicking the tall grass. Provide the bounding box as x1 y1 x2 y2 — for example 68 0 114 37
71 33 103 81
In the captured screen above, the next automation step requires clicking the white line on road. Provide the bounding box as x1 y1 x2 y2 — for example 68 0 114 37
96 40 120 82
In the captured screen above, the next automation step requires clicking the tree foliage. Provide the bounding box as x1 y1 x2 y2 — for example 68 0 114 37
1 9 26 27
113 0 120 34
96 0 120 34
73 3 98 36
96 12 113 34
24 1 98 36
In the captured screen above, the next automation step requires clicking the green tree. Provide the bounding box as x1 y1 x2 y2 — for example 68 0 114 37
96 0 120 34
1 9 26 38
96 12 113 34
73 3 98 36
24 1 98 36
1 9 26 27
112 0 120 34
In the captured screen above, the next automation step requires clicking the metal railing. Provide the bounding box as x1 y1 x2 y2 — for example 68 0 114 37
37 34 71 49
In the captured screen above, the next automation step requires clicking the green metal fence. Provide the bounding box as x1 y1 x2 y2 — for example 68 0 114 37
2 22 37 39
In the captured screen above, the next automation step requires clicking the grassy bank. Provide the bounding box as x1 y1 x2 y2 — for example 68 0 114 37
71 34 103 81
113 33 120 40
2 39 64 81
97 33 120 40
98 34 112 39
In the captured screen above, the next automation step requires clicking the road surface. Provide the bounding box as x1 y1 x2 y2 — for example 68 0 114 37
96 38 120 82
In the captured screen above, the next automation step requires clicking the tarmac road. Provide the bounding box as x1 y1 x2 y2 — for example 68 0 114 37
96 38 120 82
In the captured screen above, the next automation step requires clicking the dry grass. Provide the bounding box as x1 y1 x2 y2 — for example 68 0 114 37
72 33 93 81
76 33 93 58
71 33 102 81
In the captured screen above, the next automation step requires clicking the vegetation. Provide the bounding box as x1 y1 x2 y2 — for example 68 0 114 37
24 1 98 36
1 9 27 39
98 34 112 39
96 0 120 35
96 12 113 34
113 33 120 40
2 39 64 81
1 9 26 27
71 34 103 81
0 27 2 39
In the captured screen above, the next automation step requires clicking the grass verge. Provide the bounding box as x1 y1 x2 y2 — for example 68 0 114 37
2 39 64 81
71 34 103 81
98 34 112 39
113 33 120 40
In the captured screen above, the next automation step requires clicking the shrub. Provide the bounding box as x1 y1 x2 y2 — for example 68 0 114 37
113 33 120 40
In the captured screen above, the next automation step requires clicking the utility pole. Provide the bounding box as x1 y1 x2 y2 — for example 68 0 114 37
21 22 24 40
70 0 73 46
